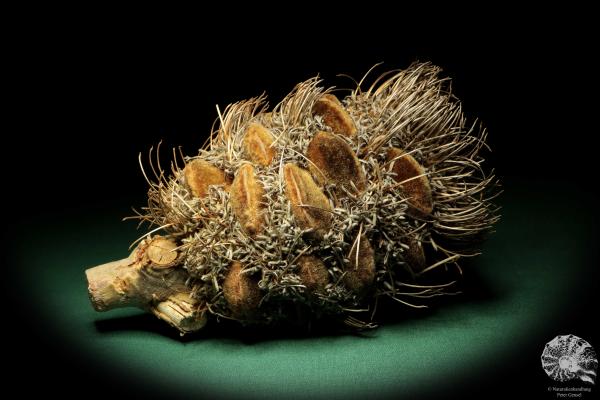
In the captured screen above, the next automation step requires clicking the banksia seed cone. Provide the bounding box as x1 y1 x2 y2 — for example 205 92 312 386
85 62 500 334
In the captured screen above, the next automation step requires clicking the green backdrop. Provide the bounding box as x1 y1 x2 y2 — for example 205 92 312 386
12 180 597 399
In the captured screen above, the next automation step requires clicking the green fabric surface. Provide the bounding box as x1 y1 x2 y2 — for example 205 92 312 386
13 181 596 399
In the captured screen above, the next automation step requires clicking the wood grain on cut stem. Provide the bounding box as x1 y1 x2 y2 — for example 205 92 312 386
146 236 179 267
387 148 433 218
243 122 276 166
283 163 332 237
312 94 358 138
184 159 230 198
307 130 366 193
230 164 266 237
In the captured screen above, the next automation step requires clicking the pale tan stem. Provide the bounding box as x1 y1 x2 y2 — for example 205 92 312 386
85 236 207 334
151 293 207 334
86 254 139 311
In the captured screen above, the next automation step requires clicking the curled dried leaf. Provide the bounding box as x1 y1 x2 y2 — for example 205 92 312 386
312 94 357 138
230 164 265 237
243 122 276 166
184 159 230 198
387 148 433 217
283 163 332 237
307 130 366 193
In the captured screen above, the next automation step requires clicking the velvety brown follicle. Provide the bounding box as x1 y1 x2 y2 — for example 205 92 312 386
243 122 276 166
297 255 329 294
184 159 230 198
386 148 433 217
307 131 366 193
223 262 262 319
344 234 376 294
403 237 426 273
283 163 332 236
230 164 265 237
312 94 357 138
146 237 179 267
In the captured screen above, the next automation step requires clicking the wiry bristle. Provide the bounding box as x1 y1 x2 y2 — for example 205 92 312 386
344 62 499 306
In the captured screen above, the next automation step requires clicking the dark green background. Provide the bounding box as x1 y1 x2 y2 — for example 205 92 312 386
9 182 598 399
6 16 598 399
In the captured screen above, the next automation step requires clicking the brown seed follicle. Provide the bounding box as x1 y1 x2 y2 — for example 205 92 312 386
307 130 366 194
184 159 230 198
222 261 262 319
296 255 329 294
312 94 357 138
283 163 333 237
230 164 266 237
403 237 426 273
344 234 376 295
242 122 277 166
386 148 433 218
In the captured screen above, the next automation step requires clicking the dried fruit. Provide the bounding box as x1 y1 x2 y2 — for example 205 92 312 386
344 234 376 294
86 63 500 334
230 164 265 236
307 131 366 193
387 147 433 217
283 163 332 236
243 122 276 166
223 262 262 319
312 94 358 138
184 159 229 198
296 255 329 294
403 237 426 273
